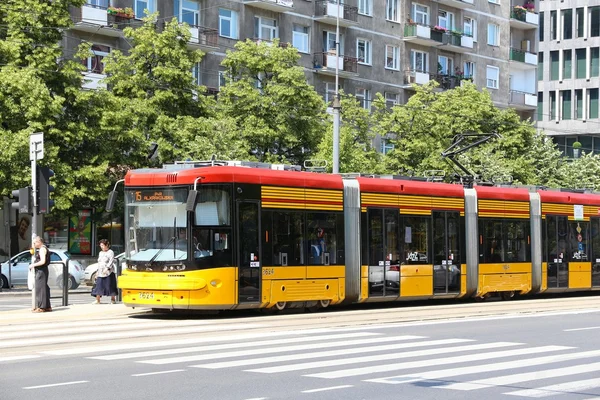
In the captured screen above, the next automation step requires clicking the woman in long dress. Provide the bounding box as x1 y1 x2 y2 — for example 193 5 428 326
91 239 118 304
29 236 52 313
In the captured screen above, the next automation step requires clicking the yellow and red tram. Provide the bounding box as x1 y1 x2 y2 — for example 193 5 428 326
112 161 600 311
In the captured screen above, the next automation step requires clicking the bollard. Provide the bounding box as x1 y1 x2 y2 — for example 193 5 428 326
62 259 69 307
116 258 122 302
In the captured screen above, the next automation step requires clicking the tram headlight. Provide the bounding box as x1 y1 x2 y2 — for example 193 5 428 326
176 265 186 271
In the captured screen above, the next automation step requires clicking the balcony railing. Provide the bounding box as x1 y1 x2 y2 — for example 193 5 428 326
313 52 358 74
509 90 537 108
404 69 430 85
188 25 219 47
314 0 358 23
430 74 462 90
510 9 539 25
251 38 289 48
510 47 537 65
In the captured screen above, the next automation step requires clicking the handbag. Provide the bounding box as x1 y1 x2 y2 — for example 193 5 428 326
27 268 34 290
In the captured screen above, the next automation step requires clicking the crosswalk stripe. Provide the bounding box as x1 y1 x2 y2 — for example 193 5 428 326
0 355 41 362
138 336 428 365
305 345 567 379
194 338 472 370
442 361 600 391
0 323 263 349
89 332 391 360
367 347 600 385
504 377 600 398
41 327 376 356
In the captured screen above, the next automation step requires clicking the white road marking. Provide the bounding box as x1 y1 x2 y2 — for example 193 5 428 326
196 338 471 370
90 332 388 360
131 369 185 377
564 326 600 332
138 336 424 365
442 361 600 391
24 380 88 389
306 345 566 379
301 385 353 393
368 347 600 385
0 355 41 362
505 377 600 398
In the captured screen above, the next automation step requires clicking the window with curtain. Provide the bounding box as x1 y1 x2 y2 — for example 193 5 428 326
563 49 572 79
562 9 572 40
576 48 586 79
576 89 583 119
537 92 544 121
590 89 599 119
591 47 600 77
550 91 557 119
538 52 544 80
550 51 559 80
561 90 572 120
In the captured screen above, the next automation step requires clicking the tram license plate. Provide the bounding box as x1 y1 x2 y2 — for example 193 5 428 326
138 292 155 300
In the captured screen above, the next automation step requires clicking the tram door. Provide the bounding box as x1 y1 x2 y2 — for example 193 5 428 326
546 215 569 288
432 211 461 294
237 201 261 303
592 218 600 287
367 208 400 297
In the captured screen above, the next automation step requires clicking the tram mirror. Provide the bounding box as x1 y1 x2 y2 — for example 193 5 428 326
186 190 199 212
106 191 118 212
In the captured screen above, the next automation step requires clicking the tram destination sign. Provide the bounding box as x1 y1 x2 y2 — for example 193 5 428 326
130 189 187 203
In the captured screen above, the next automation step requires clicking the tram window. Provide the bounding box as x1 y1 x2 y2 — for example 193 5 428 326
480 219 531 263
568 221 589 261
591 218 600 262
306 212 344 265
190 228 232 267
480 219 504 263
193 186 231 226
505 220 530 262
272 211 304 266
401 216 429 264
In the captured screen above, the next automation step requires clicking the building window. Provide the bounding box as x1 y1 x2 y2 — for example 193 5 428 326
563 49 571 79
562 9 572 40
385 92 398 108
411 50 429 72
292 25 309 53
325 83 341 104
550 50 559 80
87 0 109 6
464 17 476 40
356 88 371 110
438 10 455 30
550 10 557 40
386 0 399 22
358 0 372 16
323 31 344 53
549 91 557 120
561 90 572 120
539 12 544 41
192 63 201 85
385 45 399 70
178 0 199 26
219 8 238 39
412 4 429 25
464 61 475 80
82 44 109 74
135 0 155 19
592 7 600 37
487 23 499 46
537 92 544 121
486 65 499 89
575 89 583 119
218 71 226 89
575 48 586 79
381 138 394 154
357 39 372 65
538 52 544 80
576 8 585 37
438 55 452 75
589 88 599 119
591 47 600 77
254 16 278 41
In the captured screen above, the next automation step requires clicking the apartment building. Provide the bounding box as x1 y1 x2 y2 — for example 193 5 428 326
537 2 600 158
67 0 539 152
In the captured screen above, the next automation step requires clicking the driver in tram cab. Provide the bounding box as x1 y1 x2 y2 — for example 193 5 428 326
176 228 188 251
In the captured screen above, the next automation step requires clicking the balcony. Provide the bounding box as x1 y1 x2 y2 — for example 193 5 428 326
440 32 474 53
403 70 431 87
71 5 122 37
313 52 358 77
403 24 446 47
244 0 293 12
509 47 537 69
314 0 358 27
187 26 219 52
434 0 475 10
82 72 107 90
510 8 539 29
509 90 537 110
430 74 463 90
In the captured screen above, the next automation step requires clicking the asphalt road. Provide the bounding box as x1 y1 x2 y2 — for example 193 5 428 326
1 295 600 400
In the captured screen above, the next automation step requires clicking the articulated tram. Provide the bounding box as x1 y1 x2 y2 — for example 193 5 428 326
111 160 600 311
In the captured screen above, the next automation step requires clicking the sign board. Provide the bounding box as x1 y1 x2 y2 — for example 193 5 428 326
29 132 44 161
574 204 584 220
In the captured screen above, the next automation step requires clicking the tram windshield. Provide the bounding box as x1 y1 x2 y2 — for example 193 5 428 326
124 188 189 263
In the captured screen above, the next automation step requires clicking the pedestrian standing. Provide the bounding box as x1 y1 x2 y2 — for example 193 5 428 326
29 236 51 313
91 239 117 304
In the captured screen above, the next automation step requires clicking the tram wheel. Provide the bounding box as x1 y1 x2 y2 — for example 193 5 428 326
319 299 331 309
500 291 515 301
274 301 287 311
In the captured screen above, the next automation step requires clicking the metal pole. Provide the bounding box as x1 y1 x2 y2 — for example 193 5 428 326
31 148 37 311
62 259 69 307
116 258 122 302
332 0 341 174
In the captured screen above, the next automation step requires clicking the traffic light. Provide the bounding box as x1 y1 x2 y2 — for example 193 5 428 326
37 166 55 214
11 187 32 214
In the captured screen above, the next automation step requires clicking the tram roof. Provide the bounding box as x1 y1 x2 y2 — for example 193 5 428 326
538 189 600 206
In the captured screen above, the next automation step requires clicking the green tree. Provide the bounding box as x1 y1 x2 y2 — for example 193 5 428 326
219 39 326 165
561 152 600 190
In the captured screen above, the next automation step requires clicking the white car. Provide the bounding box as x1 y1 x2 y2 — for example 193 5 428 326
85 252 126 286
0 249 85 290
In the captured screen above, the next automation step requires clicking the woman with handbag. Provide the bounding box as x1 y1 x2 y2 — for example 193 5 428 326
91 239 117 304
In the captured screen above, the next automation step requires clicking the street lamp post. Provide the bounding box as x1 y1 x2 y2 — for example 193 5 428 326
332 0 341 174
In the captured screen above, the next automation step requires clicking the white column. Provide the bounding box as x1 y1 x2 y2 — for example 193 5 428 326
587 47 591 80
559 49 564 81
555 89 560 120
583 87 587 120
584 6 588 39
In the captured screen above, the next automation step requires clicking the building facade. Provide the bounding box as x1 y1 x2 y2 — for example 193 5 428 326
537 2 600 158
67 0 539 154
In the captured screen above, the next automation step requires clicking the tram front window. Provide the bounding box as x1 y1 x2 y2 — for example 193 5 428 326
125 188 189 264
